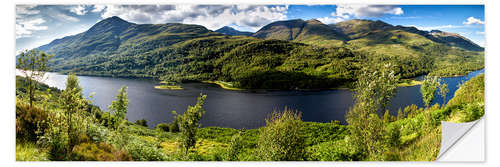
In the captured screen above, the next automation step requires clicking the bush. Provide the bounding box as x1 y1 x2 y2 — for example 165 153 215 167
135 119 148 127
16 102 48 141
257 108 305 161
156 123 171 132
225 132 243 161
306 138 361 161
124 137 168 161
16 141 49 161
86 124 110 143
385 124 401 147
71 142 132 161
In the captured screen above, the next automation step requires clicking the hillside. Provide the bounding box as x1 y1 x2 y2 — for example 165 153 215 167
215 26 253 36
35 16 484 89
252 19 346 47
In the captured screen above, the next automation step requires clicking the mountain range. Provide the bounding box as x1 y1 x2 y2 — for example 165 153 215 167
34 16 484 89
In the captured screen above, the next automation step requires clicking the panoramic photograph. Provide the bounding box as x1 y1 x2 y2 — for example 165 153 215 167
15 4 484 161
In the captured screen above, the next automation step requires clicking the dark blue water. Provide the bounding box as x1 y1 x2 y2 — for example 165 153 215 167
29 69 484 129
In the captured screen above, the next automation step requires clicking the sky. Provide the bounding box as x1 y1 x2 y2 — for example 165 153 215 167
16 5 485 53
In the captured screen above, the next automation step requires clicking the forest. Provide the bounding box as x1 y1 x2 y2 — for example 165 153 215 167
39 17 484 90
16 50 484 161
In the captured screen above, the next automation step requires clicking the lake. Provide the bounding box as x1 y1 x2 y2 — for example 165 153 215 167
18 69 484 129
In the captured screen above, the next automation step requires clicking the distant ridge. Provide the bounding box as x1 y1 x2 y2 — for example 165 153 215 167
215 26 252 36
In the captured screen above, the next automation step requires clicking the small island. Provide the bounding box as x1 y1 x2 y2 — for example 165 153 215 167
154 81 184 90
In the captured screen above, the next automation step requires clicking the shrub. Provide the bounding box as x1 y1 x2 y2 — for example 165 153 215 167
124 137 168 161
257 108 305 161
16 141 49 161
306 138 361 161
225 132 243 161
86 124 110 143
385 124 401 147
71 142 132 161
156 123 171 132
38 111 70 160
16 102 48 141
178 94 207 155
135 119 148 127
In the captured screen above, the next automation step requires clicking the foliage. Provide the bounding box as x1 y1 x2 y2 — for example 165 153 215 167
155 123 170 132
16 102 48 141
225 132 243 161
420 76 441 108
16 141 49 161
59 73 87 156
178 94 207 155
306 137 362 161
16 49 53 107
123 136 168 161
346 64 399 160
438 83 449 107
135 119 148 127
257 108 305 161
71 142 132 161
108 86 129 129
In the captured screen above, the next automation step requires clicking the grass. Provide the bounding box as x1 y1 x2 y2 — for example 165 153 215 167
202 81 244 91
155 81 184 90
16 141 49 161
397 79 423 87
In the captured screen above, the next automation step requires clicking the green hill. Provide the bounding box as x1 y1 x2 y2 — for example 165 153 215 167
35 17 484 90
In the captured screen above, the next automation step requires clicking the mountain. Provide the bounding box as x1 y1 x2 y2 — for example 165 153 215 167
252 19 346 47
429 30 483 51
38 16 220 62
215 26 252 36
333 19 483 51
34 16 483 89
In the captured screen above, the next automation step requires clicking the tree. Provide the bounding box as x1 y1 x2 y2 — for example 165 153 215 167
108 85 129 129
59 73 84 156
226 132 243 161
346 64 399 160
420 76 441 108
438 83 449 107
16 49 53 107
178 93 207 155
257 108 305 161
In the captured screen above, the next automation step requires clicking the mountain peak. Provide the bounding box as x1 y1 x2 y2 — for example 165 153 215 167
306 19 323 24
98 16 130 25
215 26 252 36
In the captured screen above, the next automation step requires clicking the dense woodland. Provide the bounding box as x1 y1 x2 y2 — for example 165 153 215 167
38 17 484 90
16 51 484 160
16 16 485 161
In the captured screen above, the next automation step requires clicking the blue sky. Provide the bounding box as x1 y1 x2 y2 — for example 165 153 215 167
16 5 485 53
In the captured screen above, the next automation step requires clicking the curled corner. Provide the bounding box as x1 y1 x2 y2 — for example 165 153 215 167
437 118 482 160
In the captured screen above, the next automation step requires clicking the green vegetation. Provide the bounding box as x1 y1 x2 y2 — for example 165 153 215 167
155 81 184 90
37 17 483 90
420 76 441 108
177 94 207 156
16 16 484 161
346 64 399 160
16 49 53 107
257 109 305 161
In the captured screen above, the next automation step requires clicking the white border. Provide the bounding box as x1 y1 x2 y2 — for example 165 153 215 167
3 0 498 167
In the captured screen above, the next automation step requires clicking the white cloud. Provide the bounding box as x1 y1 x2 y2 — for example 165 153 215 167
317 5 404 25
16 18 48 39
410 24 464 31
98 5 288 31
317 16 345 24
476 31 485 35
463 16 484 25
16 5 40 16
55 12 79 22
334 5 403 18
91 5 106 13
70 5 88 15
